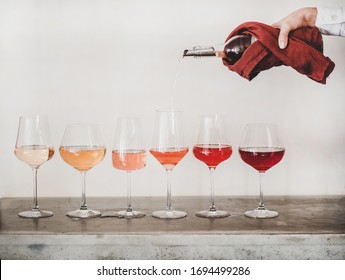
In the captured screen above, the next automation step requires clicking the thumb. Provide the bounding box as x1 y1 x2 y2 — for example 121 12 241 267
277 24 290 49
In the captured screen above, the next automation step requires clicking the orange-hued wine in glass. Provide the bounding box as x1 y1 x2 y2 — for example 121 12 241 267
14 115 55 218
60 124 106 218
193 114 232 218
59 147 105 172
102 117 146 218
150 110 188 219
239 123 285 219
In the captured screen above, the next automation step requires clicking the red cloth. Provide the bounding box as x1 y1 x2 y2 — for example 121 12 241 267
222 22 335 84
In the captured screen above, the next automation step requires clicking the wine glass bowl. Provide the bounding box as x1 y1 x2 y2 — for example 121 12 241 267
193 114 232 218
14 115 54 218
150 110 188 219
59 146 105 172
150 148 188 171
15 146 54 170
112 150 146 171
104 117 146 218
239 123 285 219
238 147 285 173
193 144 232 169
59 124 106 219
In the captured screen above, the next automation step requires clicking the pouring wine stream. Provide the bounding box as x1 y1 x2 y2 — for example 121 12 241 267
170 55 184 109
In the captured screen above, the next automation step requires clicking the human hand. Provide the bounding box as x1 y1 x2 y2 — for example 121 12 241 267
272 7 317 49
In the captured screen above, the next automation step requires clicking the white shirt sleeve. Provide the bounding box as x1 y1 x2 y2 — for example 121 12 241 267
316 7 345 36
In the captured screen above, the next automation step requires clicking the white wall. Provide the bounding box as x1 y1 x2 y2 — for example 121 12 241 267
1 0 345 198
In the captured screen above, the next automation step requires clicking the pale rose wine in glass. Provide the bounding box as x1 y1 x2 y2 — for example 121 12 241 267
60 124 106 218
150 110 188 219
112 150 146 171
239 123 285 219
14 115 55 218
102 117 146 218
193 114 232 218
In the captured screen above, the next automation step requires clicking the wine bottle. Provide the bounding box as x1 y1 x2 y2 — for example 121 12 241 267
183 35 256 65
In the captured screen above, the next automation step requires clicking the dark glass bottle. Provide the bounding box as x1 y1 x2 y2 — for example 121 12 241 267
183 35 255 65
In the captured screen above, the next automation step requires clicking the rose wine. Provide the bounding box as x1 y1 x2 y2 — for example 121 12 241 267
59 145 106 172
150 147 189 170
193 144 232 168
15 145 55 168
112 149 146 171
239 147 285 173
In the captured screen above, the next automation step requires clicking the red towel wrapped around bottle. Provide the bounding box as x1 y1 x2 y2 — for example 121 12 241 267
222 22 335 84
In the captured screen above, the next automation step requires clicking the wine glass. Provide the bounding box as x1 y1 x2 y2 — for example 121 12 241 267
59 124 106 218
14 115 55 218
193 114 232 218
150 110 189 219
239 123 285 219
103 117 146 218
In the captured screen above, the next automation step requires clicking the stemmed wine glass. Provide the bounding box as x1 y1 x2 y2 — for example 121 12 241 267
59 124 106 218
150 110 189 219
103 117 146 218
239 123 285 219
193 114 232 218
14 115 55 218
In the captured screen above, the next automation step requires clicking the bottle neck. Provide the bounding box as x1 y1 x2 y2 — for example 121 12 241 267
183 35 255 59
183 46 217 58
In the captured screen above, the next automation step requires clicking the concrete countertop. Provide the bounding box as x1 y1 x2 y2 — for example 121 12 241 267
1 196 344 259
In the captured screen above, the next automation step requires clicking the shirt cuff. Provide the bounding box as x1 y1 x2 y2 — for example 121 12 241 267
316 7 345 36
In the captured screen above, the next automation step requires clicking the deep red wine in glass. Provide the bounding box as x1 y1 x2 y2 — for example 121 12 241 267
239 123 285 219
238 147 285 173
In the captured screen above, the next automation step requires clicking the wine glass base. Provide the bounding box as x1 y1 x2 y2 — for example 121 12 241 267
196 210 230 218
116 210 146 219
152 210 187 219
18 210 53 218
244 208 278 219
66 209 101 219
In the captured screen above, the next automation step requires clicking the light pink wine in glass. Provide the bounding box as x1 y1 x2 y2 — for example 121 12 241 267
102 117 147 219
112 150 146 171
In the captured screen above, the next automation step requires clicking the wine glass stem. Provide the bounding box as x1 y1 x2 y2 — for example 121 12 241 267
209 167 216 212
32 168 39 212
126 171 132 212
258 172 265 210
80 172 87 210
166 170 172 212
